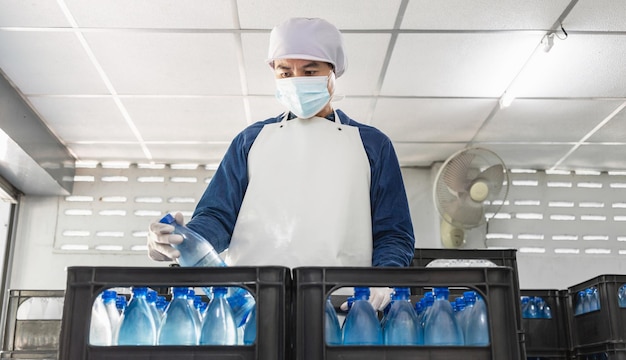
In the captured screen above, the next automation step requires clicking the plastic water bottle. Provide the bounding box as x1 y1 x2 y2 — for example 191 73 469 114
116 295 127 315
155 295 168 314
589 287 600 312
342 287 383 345
575 291 585 315
243 306 257 345
200 287 238 345
464 291 489 346
89 293 113 346
619 285 626 308
117 287 157 345
158 287 198 345
325 297 342 345
146 289 162 330
101 290 121 345
383 287 420 345
424 287 463 346
159 214 255 326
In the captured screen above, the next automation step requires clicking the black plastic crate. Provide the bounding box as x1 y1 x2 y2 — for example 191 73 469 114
521 289 572 359
292 266 524 360
574 342 626 360
567 275 626 348
2 290 65 353
0 351 58 359
58 266 290 360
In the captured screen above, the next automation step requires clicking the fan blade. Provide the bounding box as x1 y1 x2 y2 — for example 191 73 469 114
439 194 485 228
441 153 475 193
477 164 505 196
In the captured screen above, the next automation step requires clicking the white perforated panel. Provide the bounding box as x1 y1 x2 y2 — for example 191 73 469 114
486 169 626 256
55 163 213 253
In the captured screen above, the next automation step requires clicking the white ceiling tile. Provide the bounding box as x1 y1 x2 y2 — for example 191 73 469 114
565 0 626 31
237 0 401 29
335 34 391 96
28 97 135 142
242 33 274 96
559 144 626 171
122 97 248 142
402 0 571 30
477 99 626 142
68 143 148 162
372 98 496 142
513 34 626 98
0 32 108 94
247 96 291 123
588 105 626 142
0 0 69 27
478 144 574 170
146 143 229 164
333 97 374 125
64 0 236 29
83 32 242 95
394 143 467 167
381 32 542 97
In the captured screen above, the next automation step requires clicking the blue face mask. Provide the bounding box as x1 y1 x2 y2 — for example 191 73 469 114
275 75 331 119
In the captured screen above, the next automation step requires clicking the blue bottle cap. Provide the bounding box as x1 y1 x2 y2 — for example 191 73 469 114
102 289 117 301
159 213 175 224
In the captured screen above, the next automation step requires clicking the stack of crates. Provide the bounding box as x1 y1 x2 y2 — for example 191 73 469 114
520 289 572 359
1 289 64 360
58 266 291 360
567 274 626 360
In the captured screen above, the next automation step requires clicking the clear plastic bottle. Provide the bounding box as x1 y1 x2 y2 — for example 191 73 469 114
424 287 463 346
101 290 121 345
589 287 600 312
158 287 198 345
243 306 257 345
117 287 157 345
342 287 383 345
89 293 113 346
199 287 238 345
115 295 127 315
159 214 255 326
575 290 586 315
146 289 162 330
464 291 489 346
383 287 420 345
324 297 342 345
618 284 626 308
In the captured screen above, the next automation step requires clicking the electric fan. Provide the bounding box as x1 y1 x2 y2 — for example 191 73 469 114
433 147 509 248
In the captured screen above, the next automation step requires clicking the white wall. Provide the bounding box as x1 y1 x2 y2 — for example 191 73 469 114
8 166 626 291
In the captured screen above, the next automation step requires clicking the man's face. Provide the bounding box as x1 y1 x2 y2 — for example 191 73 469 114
273 58 334 79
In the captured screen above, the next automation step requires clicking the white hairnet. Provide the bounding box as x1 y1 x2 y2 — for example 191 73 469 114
266 17 347 78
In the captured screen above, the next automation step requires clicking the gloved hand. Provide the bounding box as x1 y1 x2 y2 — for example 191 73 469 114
339 287 394 312
147 212 184 261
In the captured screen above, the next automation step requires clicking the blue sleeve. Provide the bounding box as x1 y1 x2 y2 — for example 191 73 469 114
342 111 416 267
185 120 270 253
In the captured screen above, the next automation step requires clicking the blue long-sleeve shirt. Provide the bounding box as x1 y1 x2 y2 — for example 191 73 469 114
187 109 415 267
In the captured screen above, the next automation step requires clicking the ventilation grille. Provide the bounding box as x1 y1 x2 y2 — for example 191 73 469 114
55 163 213 253
487 169 626 256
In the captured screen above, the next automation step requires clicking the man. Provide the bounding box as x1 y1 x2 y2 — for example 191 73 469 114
147 17 415 310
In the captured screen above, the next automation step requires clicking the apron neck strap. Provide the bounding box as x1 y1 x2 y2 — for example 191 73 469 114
280 109 342 126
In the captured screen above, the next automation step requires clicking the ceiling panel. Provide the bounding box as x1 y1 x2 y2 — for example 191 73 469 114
28 97 135 142
565 0 626 31
586 104 626 143
64 0 236 29
559 144 626 171
477 99 626 142
402 0 571 30
381 32 542 97
478 144 575 170
0 32 108 94
237 0 402 29
145 143 230 165
68 143 148 162
0 0 70 27
394 143 467 167
372 98 495 142
83 32 242 95
123 97 248 142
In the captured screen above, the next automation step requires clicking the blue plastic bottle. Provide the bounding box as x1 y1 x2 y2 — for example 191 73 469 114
464 292 489 346
117 287 157 345
383 287 420 345
243 306 257 345
619 284 626 308
200 287 238 345
325 297 342 345
115 295 127 315
157 287 198 345
575 290 585 315
424 287 463 346
589 287 600 312
159 214 255 326
342 287 383 345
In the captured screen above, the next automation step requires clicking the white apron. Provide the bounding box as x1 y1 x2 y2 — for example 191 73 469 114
225 111 373 268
